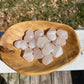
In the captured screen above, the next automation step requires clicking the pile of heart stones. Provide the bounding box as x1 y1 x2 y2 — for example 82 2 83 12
14 28 68 65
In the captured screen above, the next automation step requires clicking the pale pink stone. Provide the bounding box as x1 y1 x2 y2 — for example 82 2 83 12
42 54 53 65
51 44 63 57
24 30 34 42
37 36 50 48
23 48 34 62
52 46 63 58
47 28 57 41
29 38 36 49
35 29 44 40
57 29 68 40
48 28 56 32
14 40 28 50
23 48 32 55
53 37 66 46
42 43 54 56
33 48 44 59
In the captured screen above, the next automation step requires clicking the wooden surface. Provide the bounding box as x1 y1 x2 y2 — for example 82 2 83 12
0 71 72 84
0 21 80 75
1 30 84 84
0 30 84 73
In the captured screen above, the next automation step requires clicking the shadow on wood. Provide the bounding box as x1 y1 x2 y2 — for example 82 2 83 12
0 75 7 84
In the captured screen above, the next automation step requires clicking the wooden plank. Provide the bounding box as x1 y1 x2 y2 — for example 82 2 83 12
0 73 9 84
0 72 72 84
8 73 19 84
40 74 51 84
31 76 40 84
51 72 64 84
62 71 72 84
50 72 57 84
51 72 61 84
19 74 30 84
0 75 7 84
51 71 72 84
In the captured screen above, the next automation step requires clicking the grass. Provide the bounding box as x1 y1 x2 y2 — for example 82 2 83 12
77 3 84 27
0 0 84 31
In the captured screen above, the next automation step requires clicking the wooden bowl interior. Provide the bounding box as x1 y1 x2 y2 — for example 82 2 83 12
0 21 80 75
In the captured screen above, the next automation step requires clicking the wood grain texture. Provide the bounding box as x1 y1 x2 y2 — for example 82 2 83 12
62 71 72 84
0 21 80 75
0 73 9 84
0 71 72 84
51 72 62 84
9 73 19 84
0 75 7 84
20 74 30 84
40 74 51 84
31 76 40 84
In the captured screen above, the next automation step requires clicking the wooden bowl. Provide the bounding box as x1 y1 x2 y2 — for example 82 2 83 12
0 21 80 75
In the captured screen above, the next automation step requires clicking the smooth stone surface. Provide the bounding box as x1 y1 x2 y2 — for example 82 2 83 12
42 43 54 56
14 40 28 50
35 29 44 40
23 48 34 62
54 47 63 58
51 44 63 57
37 36 50 48
33 47 44 59
57 29 68 40
24 30 34 42
42 54 53 65
53 37 66 46
29 38 36 49
47 28 57 41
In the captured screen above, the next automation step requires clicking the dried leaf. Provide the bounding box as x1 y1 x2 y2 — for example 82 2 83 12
78 25 84 29
62 0 68 4
23 0 27 2
13 18 18 23
50 0 59 8
54 0 57 3
0 11 5 17
68 10 72 13
27 11 34 16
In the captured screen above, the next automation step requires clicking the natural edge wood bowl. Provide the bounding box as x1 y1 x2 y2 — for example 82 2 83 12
0 21 80 75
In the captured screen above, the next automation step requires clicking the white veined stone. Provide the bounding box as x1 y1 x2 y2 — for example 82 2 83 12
29 38 36 49
14 40 28 50
57 29 68 40
23 48 34 62
42 43 54 56
24 30 34 42
47 28 57 41
37 36 50 48
53 37 66 46
33 47 44 59
35 29 44 40
42 54 53 65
